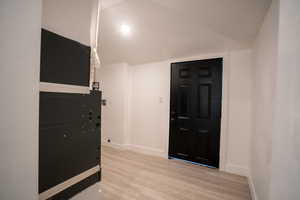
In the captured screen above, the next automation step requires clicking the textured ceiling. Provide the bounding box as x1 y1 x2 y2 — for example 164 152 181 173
99 0 271 65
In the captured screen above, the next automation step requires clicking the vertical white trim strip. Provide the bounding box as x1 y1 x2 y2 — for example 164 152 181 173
248 175 258 200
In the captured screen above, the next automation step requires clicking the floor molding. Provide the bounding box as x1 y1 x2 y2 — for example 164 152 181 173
103 142 253 181
102 142 166 158
225 163 250 177
126 144 167 158
101 142 125 150
39 166 100 200
98 145 251 200
248 175 258 200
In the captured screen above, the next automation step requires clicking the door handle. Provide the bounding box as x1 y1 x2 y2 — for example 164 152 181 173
180 128 189 131
171 111 176 117
177 116 190 120
198 130 209 134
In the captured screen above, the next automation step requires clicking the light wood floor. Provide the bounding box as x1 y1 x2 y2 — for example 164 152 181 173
73 146 251 200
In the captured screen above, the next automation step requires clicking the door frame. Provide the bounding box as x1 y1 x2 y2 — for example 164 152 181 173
167 52 230 171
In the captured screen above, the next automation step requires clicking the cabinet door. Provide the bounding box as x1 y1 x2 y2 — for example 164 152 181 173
39 92 101 193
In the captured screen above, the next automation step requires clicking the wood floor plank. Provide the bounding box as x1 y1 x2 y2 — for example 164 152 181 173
72 146 251 200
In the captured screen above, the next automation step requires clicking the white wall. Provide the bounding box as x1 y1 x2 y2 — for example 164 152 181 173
226 50 252 175
270 0 300 199
129 60 170 157
250 1 279 199
0 1 41 199
129 50 252 172
97 49 253 175
98 63 131 146
42 0 94 45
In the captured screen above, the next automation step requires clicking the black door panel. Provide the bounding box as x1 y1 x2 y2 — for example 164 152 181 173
169 58 222 168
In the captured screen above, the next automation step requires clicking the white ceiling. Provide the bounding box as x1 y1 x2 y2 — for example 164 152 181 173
99 0 271 65
100 0 125 10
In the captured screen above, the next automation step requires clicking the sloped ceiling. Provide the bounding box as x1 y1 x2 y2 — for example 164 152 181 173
99 0 271 65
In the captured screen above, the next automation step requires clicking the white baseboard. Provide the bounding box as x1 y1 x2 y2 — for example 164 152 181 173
225 163 250 177
248 175 258 200
102 141 167 158
101 141 126 150
103 142 257 199
103 142 250 177
126 144 167 158
226 164 257 200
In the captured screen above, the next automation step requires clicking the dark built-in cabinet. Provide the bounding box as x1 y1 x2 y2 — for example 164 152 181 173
39 91 101 199
40 29 91 86
39 29 101 199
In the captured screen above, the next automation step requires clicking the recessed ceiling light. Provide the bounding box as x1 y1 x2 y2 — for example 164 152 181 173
120 24 131 36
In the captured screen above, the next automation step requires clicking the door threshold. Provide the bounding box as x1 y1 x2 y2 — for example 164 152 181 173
169 156 217 169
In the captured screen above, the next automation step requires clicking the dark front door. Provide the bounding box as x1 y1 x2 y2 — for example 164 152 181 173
169 58 223 168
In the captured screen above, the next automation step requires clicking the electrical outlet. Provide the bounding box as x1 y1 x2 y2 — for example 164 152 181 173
101 99 107 106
